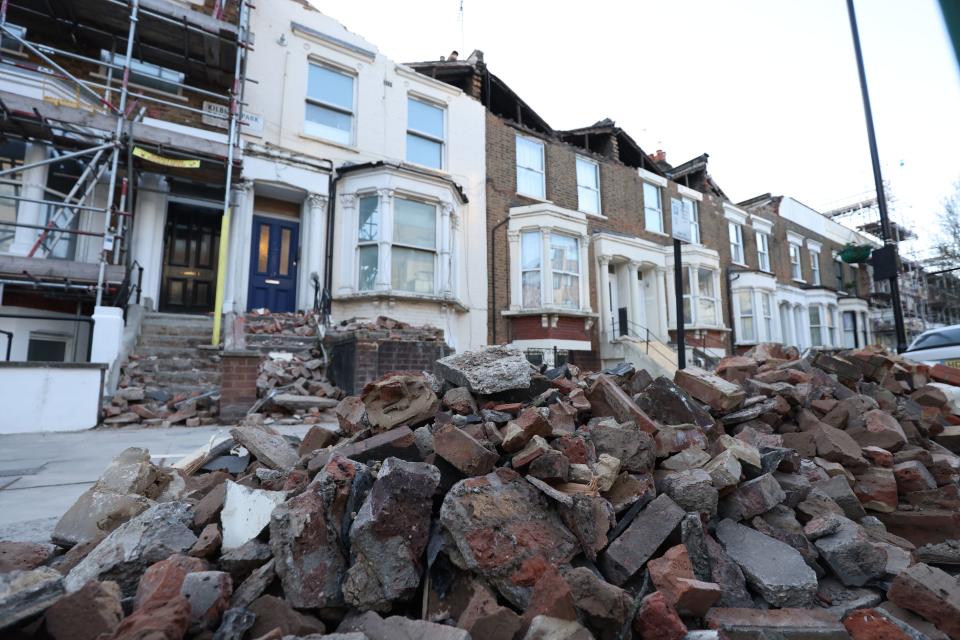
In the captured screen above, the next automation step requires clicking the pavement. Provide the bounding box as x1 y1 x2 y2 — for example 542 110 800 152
0 423 318 543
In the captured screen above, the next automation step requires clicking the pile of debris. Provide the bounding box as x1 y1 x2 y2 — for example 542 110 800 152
248 349 343 425
245 309 322 338
4 343 960 639
102 383 220 428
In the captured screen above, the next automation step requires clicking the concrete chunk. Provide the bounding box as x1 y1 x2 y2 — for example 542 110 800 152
0 567 64 631
436 345 532 395
600 494 685 586
230 426 299 470
220 481 286 550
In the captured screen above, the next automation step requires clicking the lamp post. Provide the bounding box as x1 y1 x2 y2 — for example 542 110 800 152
845 0 908 353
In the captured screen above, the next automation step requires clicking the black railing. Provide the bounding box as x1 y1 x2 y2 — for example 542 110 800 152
0 328 12 361
609 318 654 353
109 260 143 312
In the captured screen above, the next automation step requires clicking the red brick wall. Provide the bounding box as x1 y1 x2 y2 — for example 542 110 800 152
511 315 590 341
220 351 261 420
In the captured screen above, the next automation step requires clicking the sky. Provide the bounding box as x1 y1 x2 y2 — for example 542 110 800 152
310 0 960 259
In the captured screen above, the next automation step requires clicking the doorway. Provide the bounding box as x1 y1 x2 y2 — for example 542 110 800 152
159 202 220 313
247 215 299 312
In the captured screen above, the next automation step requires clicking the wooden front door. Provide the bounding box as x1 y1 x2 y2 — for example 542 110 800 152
159 203 220 313
247 215 299 312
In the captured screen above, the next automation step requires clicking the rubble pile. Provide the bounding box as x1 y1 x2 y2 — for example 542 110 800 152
250 350 343 424
5 343 960 639
245 310 322 338
102 381 220 428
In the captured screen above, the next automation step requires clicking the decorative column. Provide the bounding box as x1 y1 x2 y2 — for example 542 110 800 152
628 261 643 336
655 266 669 341
540 228 553 306
10 142 49 255
376 188 393 292
578 233 590 311
304 193 328 307
337 194 357 295
507 229 522 309
448 210 460 300
598 255 611 339
439 202 453 297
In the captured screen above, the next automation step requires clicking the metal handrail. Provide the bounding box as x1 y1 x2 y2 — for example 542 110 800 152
609 318 659 354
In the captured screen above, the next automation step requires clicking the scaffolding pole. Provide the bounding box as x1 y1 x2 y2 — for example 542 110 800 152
211 0 249 347
95 0 139 306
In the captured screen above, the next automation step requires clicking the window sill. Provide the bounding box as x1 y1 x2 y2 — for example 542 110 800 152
515 192 552 204
645 229 669 239
583 211 607 220
731 261 749 268
792 278 806 285
502 307 598 318
298 132 360 153
336 289 468 312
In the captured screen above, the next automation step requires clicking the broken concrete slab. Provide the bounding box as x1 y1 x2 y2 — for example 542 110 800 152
705 608 849 639
887 562 960 639
436 346 532 395
361 372 440 432
0 567 64 631
600 493 685 586
715 518 818 608
229 426 300 470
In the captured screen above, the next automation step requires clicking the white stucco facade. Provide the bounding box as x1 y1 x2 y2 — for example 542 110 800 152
241 2 488 350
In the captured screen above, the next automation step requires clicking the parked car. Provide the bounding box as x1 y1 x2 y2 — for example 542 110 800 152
905 325 960 366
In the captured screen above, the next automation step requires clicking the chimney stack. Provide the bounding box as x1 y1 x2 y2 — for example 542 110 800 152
448 50 459 61
650 149 666 163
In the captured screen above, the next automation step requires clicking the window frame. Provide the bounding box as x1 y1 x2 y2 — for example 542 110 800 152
810 250 821 286
406 95 445 170
809 305 824 346
390 196 438 295
520 229 543 309
305 61 356 145
515 135 546 199
756 231 770 272
729 222 745 264
682 266 718 327
575 156 601 215
789 243 803 281
643 182 663 234
550 232 581 309
834 257 845 290
356 194 380 291
738 290 756 343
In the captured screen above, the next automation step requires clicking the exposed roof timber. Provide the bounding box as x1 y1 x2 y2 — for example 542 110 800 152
558 120 665 175
666 154 727 199
488 73 553 135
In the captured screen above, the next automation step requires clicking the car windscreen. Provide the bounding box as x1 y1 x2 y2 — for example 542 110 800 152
908 327 960 351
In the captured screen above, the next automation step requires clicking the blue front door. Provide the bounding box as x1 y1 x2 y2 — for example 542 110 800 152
248 215 299 312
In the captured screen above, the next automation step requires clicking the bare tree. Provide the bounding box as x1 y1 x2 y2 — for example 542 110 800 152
934 181 960 268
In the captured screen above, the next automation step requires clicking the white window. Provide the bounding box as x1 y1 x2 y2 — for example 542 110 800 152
100 50 184 94
27 333 71 362
521 231 541 307
643 182 663 234
843 311 857 348
392 198 437 294
738 290 755 342
682 266 718 326
356 195 437 295
761 292 773 340
516 135 545 199
305 63 355 144
407 97 444 169
551 234 581 308
575 156 600 214
756 232 770 271
809 305 823 346
729 222 744 264
790 243 803 280
810 251 821 285
520 230 581 309
825 306 836 345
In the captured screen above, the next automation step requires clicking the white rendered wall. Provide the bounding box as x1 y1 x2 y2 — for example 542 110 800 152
0 364 104 433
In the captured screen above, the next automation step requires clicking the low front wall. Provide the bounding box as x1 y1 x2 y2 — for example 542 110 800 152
0 362 106 433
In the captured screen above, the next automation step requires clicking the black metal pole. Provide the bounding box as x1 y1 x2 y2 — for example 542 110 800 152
674 239 686 369
846 0 908 353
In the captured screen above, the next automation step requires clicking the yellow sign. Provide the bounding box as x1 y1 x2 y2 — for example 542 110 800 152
132 146 200 168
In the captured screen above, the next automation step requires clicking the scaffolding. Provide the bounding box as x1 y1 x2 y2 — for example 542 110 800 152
0 0 249 338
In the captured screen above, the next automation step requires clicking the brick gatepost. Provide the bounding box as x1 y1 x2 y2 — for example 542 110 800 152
220 349 262 422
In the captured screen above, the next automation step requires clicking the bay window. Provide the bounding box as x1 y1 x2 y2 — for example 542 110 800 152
354 193 438 295
729 222 744 264
306 63 355 144
392 198 437 294
681 266 718 326
406 97 445 169
738 291 755 342
521 231 541 308
516 135 545 199
551 233 580 308
810 251 821 285
756 232 770 271
789 243 802 280
643 182 663 234
520 230 581 309
576 157 601 214
809 305 823 346
761 292 773 340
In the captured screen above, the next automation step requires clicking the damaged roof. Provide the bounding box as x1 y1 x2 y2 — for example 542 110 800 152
558 119 665 175
664 153 728 199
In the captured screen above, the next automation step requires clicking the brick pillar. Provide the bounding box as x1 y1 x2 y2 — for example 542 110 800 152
220 350 262 422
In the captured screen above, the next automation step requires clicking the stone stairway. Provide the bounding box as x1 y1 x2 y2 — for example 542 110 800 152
128 312 221 400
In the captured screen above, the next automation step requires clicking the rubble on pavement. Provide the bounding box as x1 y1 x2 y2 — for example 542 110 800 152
5 342 960 639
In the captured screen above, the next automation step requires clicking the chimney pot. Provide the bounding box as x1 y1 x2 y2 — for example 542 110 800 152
650 149 666 163
449 50 459 61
